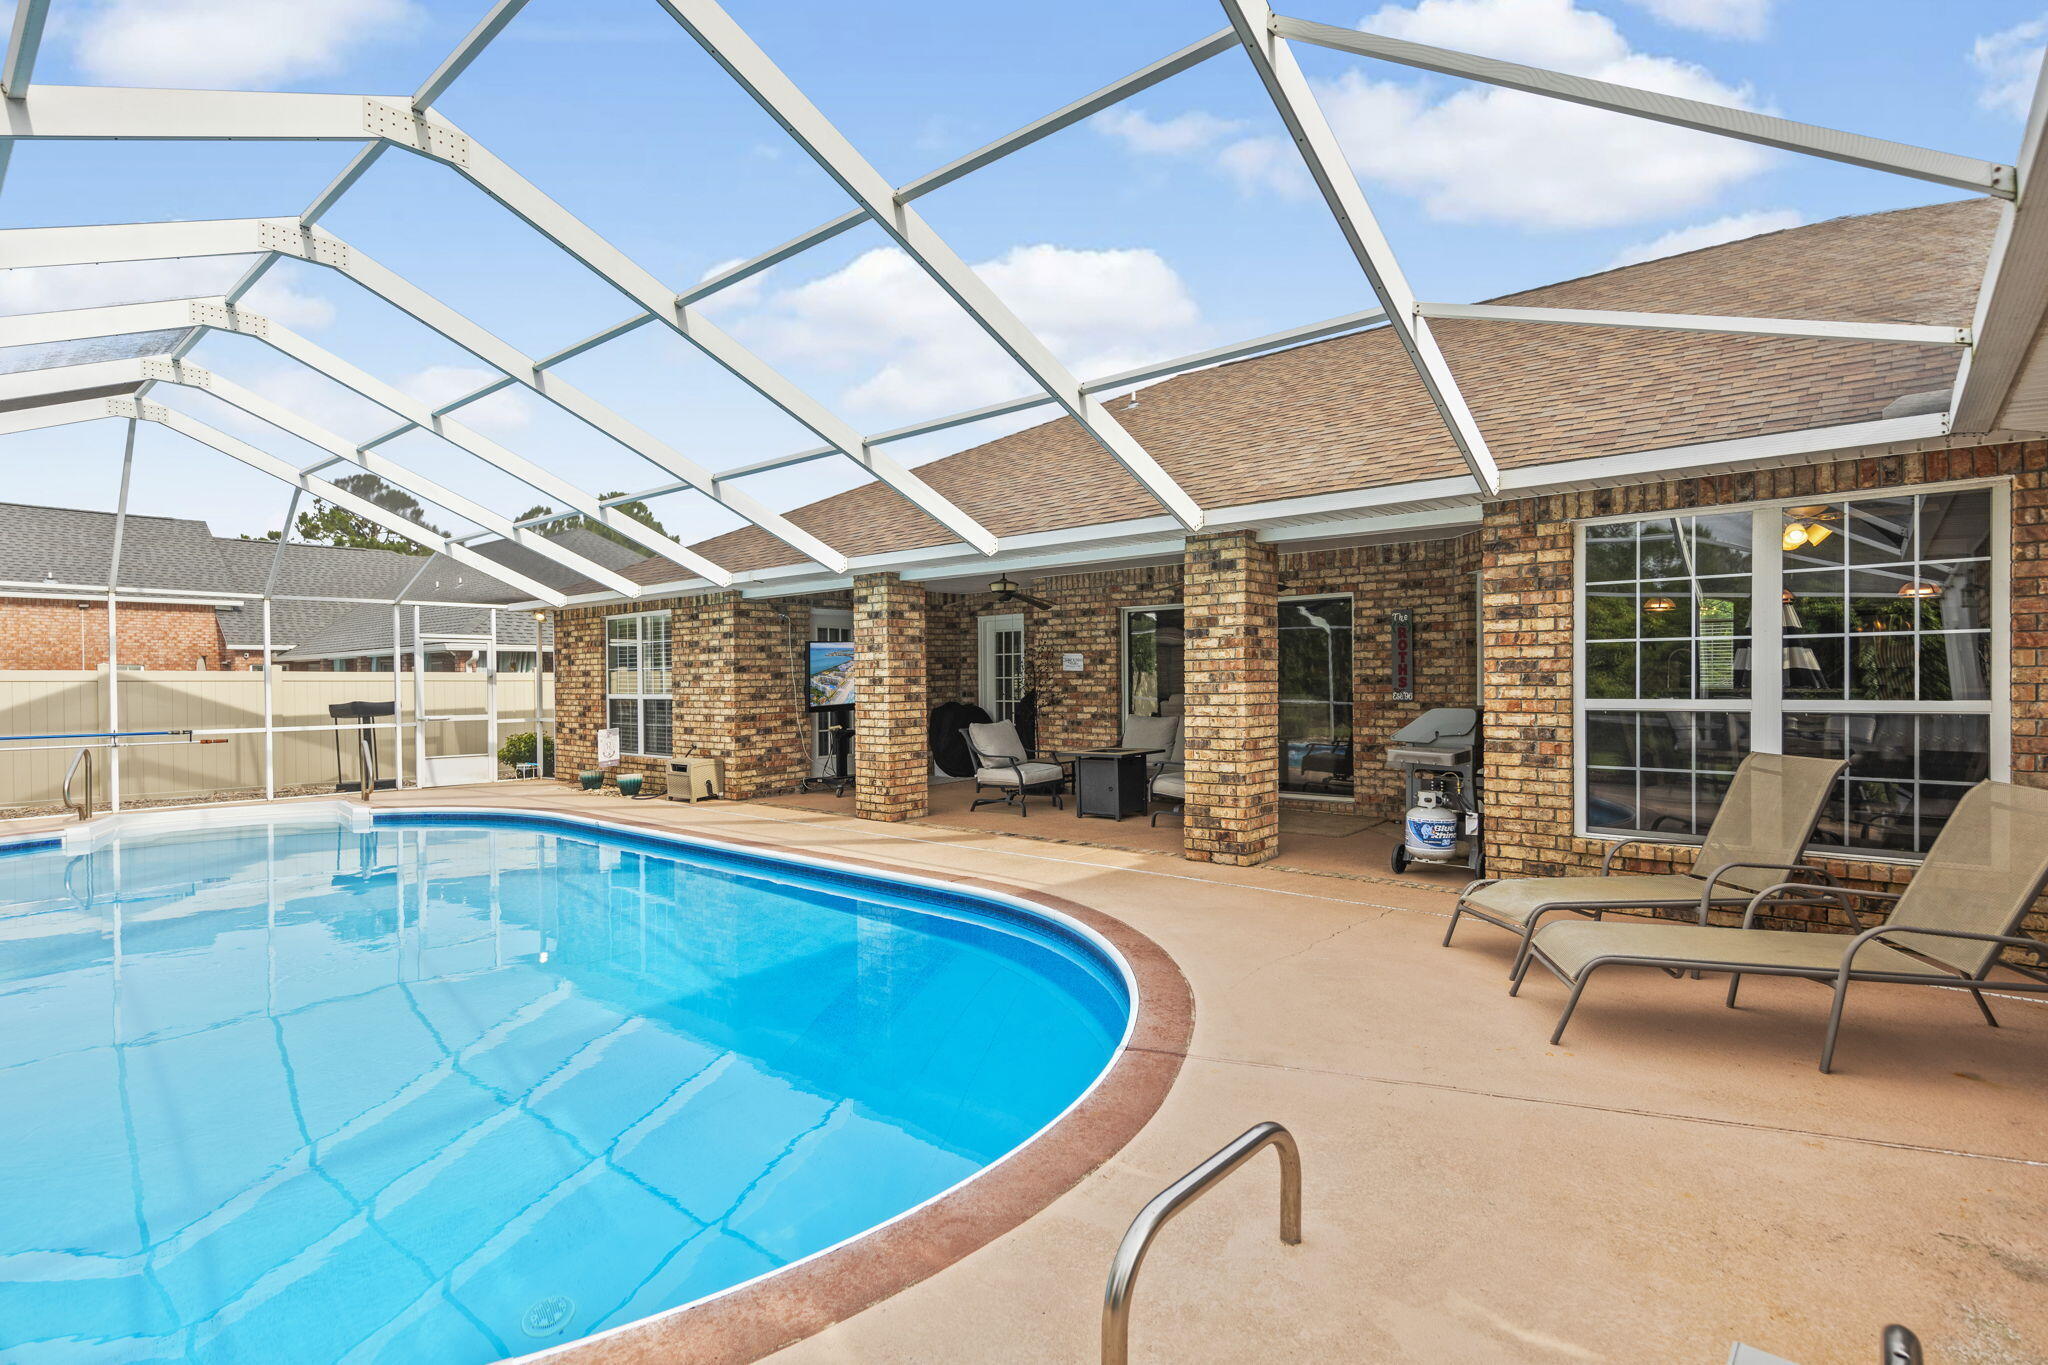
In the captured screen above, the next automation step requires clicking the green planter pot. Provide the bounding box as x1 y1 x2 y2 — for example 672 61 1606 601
579 771 604 791
616 774 644 798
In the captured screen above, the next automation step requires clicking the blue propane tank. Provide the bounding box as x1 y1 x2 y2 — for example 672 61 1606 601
1404 789 1460 861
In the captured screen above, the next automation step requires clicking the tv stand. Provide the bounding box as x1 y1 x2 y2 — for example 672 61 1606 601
800 704 854 796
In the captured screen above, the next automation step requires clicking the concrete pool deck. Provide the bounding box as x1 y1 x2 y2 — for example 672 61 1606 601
366 781 2048 1364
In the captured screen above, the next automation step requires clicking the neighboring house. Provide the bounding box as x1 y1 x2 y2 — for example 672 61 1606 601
0 504 640 672
272 530 645 672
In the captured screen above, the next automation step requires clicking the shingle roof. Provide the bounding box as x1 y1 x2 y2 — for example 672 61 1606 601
0 500 591 653
600 198 1994 586
278 601 551 661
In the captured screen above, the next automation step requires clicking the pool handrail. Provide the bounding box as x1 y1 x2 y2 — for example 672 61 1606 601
63 746 94 822
1101 1121 1301 1365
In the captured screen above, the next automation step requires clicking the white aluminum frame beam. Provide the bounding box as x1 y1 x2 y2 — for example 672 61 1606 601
0 395 569 604
384 27 1243 430
654 0 1204 530
1221 0 1501 494
1951 48 2048 434
2 86 996 557
707 304 1392 489
678 27 1239 306
0 294 732 583
1272 13 2015 199
0 354 643 595
1 0 48 98
150 357 645 595
0 216 842 572
1417 302 1969 347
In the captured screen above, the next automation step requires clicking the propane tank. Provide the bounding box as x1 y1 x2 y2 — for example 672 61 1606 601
1404 787 1460 861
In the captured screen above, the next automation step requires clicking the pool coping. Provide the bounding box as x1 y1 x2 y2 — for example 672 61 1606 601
406 801 1196 1365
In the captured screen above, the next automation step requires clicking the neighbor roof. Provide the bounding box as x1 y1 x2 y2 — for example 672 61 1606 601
0 500 606 652
590 198 1993 588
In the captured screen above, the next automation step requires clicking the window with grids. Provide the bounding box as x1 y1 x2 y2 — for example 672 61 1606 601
605 612 672 757
1580 487 2001 856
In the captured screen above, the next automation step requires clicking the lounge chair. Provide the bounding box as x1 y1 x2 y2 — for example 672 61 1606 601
965 720 1069 816
1513 780 2048 1072
1444 753 1845 975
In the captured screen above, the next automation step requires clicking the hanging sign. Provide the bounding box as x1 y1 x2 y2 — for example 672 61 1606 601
596 727 621 769
1389 610 1414 701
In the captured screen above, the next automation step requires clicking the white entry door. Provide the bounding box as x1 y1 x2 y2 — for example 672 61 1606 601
810 609 852 777
976 613 1025 723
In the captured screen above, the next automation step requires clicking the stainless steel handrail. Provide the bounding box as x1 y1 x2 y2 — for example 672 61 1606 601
1102 1122 1301 1365
63 746 94 821
358 729 376 801
1883 1325 1921 1364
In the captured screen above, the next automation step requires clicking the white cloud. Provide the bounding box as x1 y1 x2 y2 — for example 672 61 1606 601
1607 207 1804 268
1095 108 1248 156
1972 17 2048 118
0 256 336 334
399 365 537 432
1097 0 1771 230
67 0 423 89
0 257 241 316
1619 0 1771 40
732 244 1203 419
694 257 771 312
1306 0 1772 228
239 277 336 331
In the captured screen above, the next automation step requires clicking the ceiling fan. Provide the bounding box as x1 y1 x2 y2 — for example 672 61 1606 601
988 574 1051 610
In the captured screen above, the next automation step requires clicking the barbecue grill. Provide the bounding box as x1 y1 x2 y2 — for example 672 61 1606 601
1384 706 1482 875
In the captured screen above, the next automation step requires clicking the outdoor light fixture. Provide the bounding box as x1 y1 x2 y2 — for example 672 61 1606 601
1642 596 1677 613
1897 580 1940 597
988 575 1052 609
1781 506 1838 550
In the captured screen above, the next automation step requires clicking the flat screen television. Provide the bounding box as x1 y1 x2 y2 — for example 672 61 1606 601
806 640 856 709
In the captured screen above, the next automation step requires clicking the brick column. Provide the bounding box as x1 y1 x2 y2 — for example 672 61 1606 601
675 593 810 799
854 573 928 821
1182 529 1280 865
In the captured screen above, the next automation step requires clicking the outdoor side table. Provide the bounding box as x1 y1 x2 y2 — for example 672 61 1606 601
1061 748 1163 821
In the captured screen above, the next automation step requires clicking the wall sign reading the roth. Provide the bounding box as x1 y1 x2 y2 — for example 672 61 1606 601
1061 652 1084 672
1389 610 1414 701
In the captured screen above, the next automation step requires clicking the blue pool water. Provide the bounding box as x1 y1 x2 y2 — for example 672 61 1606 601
0 812 1128 1363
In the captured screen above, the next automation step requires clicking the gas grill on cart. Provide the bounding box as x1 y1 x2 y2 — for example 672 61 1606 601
1383 707 1483 876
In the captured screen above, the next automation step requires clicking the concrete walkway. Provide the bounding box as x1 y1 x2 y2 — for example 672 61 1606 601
379 782 2048 1365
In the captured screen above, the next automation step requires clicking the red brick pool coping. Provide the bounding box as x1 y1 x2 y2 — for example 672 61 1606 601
483 808 1196 1365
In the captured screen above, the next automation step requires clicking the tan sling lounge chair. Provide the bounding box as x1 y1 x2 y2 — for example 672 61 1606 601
1513 780 2048 1072
1444 753 1846 975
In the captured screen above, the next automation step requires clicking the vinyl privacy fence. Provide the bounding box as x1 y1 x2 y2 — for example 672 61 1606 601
0 670 553 813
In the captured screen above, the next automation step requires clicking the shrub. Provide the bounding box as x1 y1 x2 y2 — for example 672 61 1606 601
498 731 555 774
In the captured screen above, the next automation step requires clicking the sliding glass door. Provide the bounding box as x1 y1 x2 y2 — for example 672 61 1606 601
1280 597 1353 798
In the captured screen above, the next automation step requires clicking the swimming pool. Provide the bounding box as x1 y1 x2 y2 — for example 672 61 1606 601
0 807 1131 1363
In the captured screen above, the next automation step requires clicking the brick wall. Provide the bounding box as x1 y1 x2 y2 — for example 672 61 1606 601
1480 436 2045 934
1283 536 1480 819
554 592 815 797
0 598 226 670
853 573 928 821
918 538 1480 818
1183 530 1281 865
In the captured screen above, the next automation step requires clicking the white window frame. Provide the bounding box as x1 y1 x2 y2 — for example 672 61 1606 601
1572 476 2012 860
605 609 672 758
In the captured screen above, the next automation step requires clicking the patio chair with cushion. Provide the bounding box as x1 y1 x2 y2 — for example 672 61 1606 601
1444 753 1846 975
1513 780 2048 1072
965 720 1069 816
1120 714 1186 825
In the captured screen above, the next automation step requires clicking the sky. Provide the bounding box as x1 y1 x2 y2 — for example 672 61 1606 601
1 0 2045 551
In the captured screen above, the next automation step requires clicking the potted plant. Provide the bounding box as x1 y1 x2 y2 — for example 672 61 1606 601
616 773 644 798
579 770 604 791
498 731 555 778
